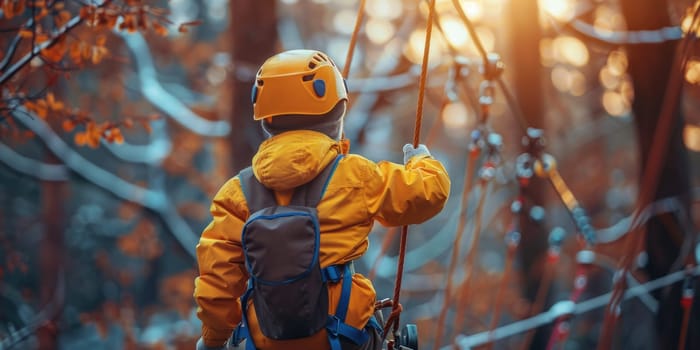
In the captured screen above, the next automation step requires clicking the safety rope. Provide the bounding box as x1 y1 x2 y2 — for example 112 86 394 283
432 147 480 350
547 254 592 350
519 241 558 350
383 0 437 341
485 230 518 350
451 178 492 339
678 268 695 350
597 5 700 348
342 0 367 78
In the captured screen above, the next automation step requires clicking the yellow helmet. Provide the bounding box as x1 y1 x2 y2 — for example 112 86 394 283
252 49 348 121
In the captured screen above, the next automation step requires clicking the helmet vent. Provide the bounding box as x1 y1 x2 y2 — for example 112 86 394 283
257 79 264 86
302 73 315 82
308 61 317 69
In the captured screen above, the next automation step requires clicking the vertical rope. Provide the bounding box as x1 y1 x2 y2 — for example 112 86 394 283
486 237 517 350
384 0 437 339
519 253 557 350
432 149 479 350
450 180 491 340
342 0 367 78
411 0 436 147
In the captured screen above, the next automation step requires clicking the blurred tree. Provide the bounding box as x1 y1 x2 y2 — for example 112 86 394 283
507 1 550 349
229 0 278 173
620 0 698 348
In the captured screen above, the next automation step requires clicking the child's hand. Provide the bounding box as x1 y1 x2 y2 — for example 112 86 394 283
403 143 432 164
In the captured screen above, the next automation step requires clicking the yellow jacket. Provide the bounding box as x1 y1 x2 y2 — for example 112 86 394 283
195 130 450 349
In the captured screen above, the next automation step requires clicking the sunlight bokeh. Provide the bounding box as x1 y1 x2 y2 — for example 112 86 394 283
539 0 575 21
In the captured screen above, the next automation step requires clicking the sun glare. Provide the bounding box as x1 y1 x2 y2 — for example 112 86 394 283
539 0 575 21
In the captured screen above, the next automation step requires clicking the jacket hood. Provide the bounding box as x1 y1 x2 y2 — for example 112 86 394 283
252 130 342 191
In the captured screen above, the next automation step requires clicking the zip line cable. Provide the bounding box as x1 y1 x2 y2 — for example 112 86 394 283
544 1 683 46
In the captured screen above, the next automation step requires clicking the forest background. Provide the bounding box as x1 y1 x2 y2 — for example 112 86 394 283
1 0 699 349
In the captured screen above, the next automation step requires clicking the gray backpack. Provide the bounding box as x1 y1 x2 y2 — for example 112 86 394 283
231 155 380 350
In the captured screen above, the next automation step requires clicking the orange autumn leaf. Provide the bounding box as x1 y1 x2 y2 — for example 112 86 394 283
62 119 75 132
35 33 50 44
111 129 124 144
74 132 87 146
54 10 72 27
69 42 83 63
42 39 68 63
27 99 49 119
152 21 168 36
18 28 33 39
46 93 64 111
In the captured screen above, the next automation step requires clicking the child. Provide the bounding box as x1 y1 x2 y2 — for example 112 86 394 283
194 49 450 350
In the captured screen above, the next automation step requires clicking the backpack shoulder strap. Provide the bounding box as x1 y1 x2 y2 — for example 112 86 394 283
238 167 277 213
290 154 344 208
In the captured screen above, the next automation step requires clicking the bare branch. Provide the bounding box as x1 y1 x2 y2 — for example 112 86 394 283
10 105 197 257
0 142 69 181
117 31 230 137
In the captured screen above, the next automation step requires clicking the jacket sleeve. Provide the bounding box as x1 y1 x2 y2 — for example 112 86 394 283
194 177 250 347
364 154 450 226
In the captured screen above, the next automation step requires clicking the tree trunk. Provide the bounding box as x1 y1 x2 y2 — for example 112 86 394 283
508 1 549 349
230 0 279 173
36 152 65 350
619 0 697 348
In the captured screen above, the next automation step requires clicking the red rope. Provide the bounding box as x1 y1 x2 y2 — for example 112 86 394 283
597 7 700 348
384 0 437 338
342 0 367 78
451 180 491 339
432 148 479 350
